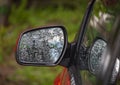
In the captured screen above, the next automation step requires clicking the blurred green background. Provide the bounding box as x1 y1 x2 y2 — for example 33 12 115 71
0 0 88 85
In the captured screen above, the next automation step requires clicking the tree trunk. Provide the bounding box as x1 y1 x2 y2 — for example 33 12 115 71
0 0 11 27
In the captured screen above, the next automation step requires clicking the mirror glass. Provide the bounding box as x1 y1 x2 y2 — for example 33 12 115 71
89 38 120 83
89 39 107 74
17 27 65 64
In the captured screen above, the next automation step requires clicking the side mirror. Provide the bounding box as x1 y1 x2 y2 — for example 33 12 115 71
15 26 68 66
88 38 107 74
88 38 120 83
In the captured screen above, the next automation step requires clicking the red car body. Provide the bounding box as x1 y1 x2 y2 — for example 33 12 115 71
54 68 70 85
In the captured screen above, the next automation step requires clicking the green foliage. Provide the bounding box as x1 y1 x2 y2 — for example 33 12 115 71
9 0 30 25
0 0 88 85
9 66 62 85
0 5 9 14
0 27 15 62
81 71 97 85
0 54 3 62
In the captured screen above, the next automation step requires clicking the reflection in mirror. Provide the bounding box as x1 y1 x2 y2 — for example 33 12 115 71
18 27 65 64
89 38 120 83
89 39 107 74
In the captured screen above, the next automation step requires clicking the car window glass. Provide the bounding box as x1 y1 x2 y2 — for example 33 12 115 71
81 1 116 85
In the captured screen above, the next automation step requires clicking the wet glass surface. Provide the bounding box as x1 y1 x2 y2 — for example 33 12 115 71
89 39 107 74
18 27 64 64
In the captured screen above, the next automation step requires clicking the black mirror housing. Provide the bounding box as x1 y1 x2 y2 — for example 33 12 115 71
15 26 68 66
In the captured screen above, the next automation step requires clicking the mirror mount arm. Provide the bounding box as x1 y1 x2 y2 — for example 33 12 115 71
59 42 78 67
59 42 77 67
59 41 89 70
78 45 89 70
